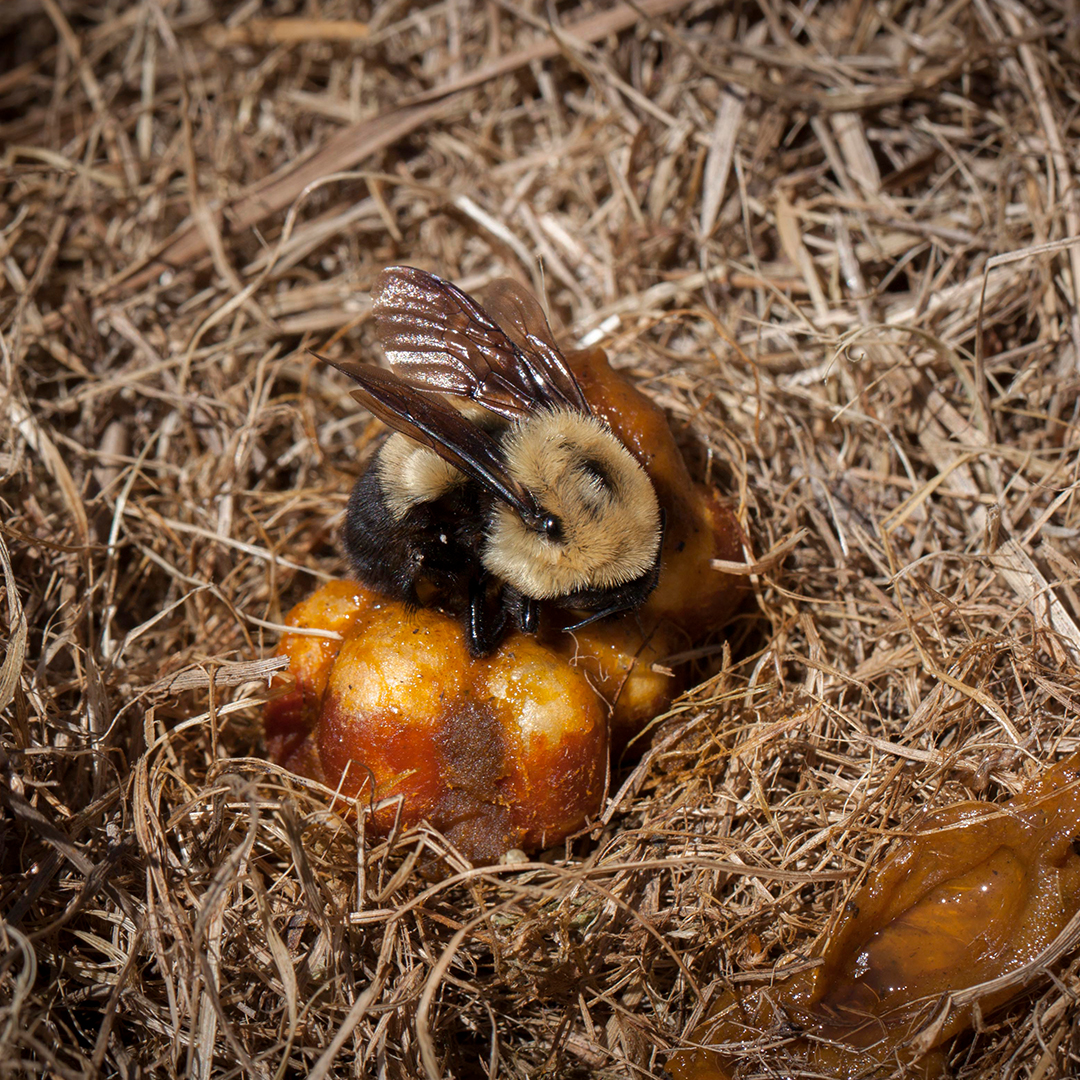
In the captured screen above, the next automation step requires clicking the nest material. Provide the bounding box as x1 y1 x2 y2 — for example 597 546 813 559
2 2 1080 1077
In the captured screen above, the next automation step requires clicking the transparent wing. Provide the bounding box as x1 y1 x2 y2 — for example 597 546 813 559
481 278 589 413
372 266 589 419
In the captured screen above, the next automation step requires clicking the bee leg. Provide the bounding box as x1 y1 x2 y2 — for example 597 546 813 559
499 588 539 637
517 594 539 636
466 575 506 657
565 604 622 630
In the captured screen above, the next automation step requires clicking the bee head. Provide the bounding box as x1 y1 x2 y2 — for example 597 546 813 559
482 411 662 601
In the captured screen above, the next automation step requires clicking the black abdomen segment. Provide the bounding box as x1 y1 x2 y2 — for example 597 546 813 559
341 454 487 613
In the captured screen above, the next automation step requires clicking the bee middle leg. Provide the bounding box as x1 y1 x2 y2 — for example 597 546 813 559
515 593 539 636
466 574 508 657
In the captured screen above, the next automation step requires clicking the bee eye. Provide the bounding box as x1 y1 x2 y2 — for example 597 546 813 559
542 515 563 541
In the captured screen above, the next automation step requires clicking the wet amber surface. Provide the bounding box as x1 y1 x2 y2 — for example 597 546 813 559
261 579 372 770
542 617 681 753
265 583 682 861
669 752 1080 1079
317 598 607 859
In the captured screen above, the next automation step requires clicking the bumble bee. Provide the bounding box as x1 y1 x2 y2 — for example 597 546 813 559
319 266 663 656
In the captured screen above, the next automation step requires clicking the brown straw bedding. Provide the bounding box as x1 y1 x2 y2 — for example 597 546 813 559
2 2 1079 1077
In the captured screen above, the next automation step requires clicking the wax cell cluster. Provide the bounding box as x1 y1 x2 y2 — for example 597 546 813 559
263 347 746 861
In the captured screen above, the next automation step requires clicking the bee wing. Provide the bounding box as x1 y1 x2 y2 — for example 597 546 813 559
481 278 590 414
372 266 589 419
318 355 539 521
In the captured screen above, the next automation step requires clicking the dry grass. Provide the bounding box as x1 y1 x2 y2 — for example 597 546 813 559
3 1 1080 1077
